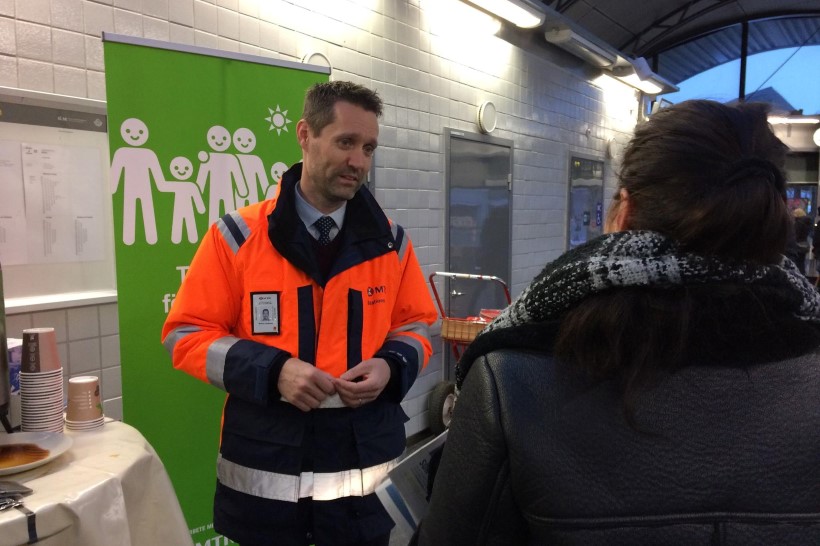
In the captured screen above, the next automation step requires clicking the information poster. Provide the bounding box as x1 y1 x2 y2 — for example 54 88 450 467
22 142 105 263
103 34 328 545
0 95 115 300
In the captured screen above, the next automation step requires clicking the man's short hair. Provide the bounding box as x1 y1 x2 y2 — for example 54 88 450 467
302 81 383 135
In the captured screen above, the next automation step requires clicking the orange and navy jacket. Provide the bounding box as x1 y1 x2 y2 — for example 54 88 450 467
161 162 437 544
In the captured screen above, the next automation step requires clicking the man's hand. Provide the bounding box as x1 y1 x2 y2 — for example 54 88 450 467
334 358 391 408
278 358 336 412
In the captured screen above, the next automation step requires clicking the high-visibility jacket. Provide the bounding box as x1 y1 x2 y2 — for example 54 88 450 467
162 163 437 545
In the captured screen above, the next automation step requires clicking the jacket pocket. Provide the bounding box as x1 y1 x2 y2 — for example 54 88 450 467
221 396 306 473
351 402 409 466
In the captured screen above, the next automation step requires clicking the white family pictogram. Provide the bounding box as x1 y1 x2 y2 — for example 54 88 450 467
233 128 270 208
110 118 163 245
165 157 206 244
110 118 288 245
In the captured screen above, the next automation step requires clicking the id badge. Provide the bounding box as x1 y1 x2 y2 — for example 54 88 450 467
251 292 280 335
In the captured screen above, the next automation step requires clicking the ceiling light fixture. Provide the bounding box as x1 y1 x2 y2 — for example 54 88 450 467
427 0 502 37
610 57 678 95
767 116 820 125
544 27 617 68
465 0 545 29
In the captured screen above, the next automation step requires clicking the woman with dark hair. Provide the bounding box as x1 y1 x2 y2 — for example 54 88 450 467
416 100 820 545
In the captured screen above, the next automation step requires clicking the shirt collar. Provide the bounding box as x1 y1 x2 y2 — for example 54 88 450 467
294 182 346 230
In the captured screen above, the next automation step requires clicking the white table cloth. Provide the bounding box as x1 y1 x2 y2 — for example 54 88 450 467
0 420 193 546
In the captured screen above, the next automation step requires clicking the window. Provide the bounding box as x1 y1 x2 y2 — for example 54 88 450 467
655 17 820 116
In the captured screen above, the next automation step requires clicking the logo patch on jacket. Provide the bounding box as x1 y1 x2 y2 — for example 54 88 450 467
251 292 280 334
367 285 386 305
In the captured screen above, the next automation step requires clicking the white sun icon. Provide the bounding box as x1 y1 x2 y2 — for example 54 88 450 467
265 105 291 135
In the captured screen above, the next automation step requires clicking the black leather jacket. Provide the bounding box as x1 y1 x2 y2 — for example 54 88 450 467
418 341 820 545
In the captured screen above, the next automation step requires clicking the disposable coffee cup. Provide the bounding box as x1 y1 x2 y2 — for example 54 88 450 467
66 375 103 422
21 328 61 373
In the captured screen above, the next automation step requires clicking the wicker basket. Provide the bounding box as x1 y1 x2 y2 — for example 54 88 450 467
440 318 487 343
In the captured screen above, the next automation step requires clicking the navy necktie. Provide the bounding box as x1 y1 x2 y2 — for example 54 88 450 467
314 216 335 246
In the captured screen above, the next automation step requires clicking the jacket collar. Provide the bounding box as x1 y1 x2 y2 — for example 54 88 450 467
267 162 395 285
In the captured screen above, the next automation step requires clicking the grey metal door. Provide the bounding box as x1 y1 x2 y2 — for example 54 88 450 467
445 129 513 330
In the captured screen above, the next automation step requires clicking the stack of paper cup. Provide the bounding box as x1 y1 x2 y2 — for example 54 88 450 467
65 375 104 431
19 327 65 433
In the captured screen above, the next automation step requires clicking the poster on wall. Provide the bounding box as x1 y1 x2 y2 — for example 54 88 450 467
102 34 328 545
0 93 115 301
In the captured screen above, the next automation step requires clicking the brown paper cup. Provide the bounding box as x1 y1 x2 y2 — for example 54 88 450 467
22 327 61 373
66 375 103 422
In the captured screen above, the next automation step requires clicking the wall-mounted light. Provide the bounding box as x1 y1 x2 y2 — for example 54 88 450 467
610 57 678 95
543 18 677 96
301 51 332 72
425 0 501 37
477 101 497 133
767 116 820 125
464 0 545 29
544 27 617 68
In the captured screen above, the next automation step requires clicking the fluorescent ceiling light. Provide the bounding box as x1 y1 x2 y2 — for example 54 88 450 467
465 0 545 28
544 27 617 67
768 116 820 124
609 57 678 95
426 0 501 36
614 73 664 94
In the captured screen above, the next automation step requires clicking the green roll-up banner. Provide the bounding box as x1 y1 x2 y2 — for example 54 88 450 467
102 34 328 545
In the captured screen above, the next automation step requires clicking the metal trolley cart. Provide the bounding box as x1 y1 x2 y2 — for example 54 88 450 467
427 272 511 435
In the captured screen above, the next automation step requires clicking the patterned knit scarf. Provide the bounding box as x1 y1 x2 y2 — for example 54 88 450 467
456 230 820 388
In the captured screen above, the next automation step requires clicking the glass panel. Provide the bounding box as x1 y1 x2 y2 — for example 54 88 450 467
447 135 512 319
786 184 818 217
657 19 820 115
656 25 742 103
785 152 820 185
567 157 604 250
746 17 820 115
745 45 820 115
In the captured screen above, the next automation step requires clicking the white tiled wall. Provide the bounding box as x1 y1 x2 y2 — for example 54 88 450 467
1 0 640 437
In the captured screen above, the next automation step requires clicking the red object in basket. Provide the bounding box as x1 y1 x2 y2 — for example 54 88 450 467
479 309 501 321
428 272 511 359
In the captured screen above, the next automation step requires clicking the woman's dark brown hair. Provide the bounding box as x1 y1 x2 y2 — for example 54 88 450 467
618 100 790 263
555 100 791 420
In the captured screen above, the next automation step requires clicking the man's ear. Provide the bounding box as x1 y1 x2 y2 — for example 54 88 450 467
296 120 310 150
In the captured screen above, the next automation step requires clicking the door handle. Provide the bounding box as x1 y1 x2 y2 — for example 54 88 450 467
450 290 464 297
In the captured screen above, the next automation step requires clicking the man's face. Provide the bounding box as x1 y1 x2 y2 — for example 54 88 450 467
297 101 379 213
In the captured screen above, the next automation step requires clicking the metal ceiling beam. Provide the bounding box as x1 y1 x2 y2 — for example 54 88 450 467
644 9 820 55
618 0 734 56
539 0 582 12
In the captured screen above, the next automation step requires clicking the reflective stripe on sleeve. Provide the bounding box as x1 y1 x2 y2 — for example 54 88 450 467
162 325 202 355
387 321 430 364
217 454 399 502
217 211 251 254
206 336 242 390
390 223 408 262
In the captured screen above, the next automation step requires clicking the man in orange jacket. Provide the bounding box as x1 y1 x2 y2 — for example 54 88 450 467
162 81 437 546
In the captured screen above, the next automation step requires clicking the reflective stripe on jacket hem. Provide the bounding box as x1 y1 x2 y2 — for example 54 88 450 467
217 454 399 502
